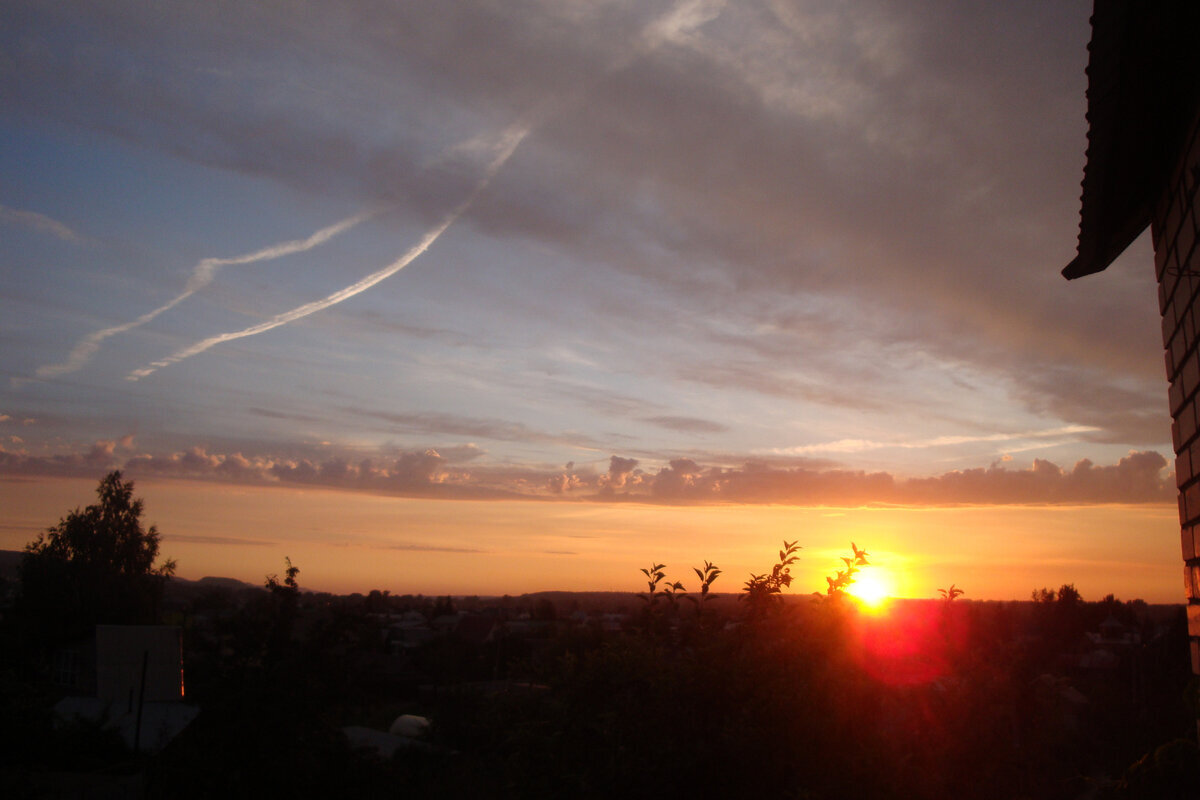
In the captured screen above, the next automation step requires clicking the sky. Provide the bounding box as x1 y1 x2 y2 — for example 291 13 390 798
0 1 1184 601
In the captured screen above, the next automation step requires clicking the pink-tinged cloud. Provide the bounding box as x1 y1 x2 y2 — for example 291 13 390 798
0 442 1174 507
116 446 476 495
644 458 897 505
901 450 1174 505
548 472 585 494
84 440 119 465
599 455 641 492
629 452 1172 506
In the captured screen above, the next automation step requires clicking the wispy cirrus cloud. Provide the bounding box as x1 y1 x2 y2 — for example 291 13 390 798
168 533 276 547
769 425 1101 456
246 407 326 425
343 406 604 450
385 542 486 554
0 204 79 242
641 415 729 434
675 361 892 411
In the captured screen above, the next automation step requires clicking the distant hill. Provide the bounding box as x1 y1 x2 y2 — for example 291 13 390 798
164 574 262 604
0 549 259 598
0 549 251 584
180 575 257 591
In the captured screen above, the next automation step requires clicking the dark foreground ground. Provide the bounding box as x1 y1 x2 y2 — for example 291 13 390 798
2 570 1198 799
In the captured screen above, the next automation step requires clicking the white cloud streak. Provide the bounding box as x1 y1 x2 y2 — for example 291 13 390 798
31 210 374 381
769 425 1102 455
127 125 530 380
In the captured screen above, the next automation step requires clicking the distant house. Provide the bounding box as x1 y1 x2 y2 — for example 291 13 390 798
431 612 464 634
1061 0 1200 699
385 610 436 651
54 625 197 754
601 612 628 633
455 614 501 646
1080 615 1141 670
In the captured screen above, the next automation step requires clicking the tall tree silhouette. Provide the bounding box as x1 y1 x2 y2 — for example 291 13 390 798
19 470 175 642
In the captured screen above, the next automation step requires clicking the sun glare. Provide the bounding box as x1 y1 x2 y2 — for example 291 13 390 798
847 569 891 610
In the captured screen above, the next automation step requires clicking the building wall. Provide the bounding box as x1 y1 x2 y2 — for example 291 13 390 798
1152 111 1200 674
95 625 185 704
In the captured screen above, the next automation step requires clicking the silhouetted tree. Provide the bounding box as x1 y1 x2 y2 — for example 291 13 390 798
1030 582 1088 659
364 588 390 613
1056 582 1081 607
263 557 301 662
533 597 557 621
265 556 300 599
433 595 456 617
18 470 175 642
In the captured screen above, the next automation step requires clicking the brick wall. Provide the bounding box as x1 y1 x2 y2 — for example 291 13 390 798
1152 111 1200 675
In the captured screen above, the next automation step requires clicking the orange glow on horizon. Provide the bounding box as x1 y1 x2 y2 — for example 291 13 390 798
0 476 1184 602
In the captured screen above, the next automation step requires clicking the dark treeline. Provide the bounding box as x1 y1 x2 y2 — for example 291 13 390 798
1 474 1198 797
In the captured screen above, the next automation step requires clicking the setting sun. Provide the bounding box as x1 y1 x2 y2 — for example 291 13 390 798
847 569 891 609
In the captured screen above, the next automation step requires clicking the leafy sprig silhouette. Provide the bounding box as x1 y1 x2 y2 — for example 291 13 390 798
938 584 964 602
825 541 869 596
742 540 801 607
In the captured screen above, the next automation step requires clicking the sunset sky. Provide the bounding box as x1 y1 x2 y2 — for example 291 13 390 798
0 1 1184 601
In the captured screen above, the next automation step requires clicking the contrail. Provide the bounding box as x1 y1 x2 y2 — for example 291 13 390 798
126 0 723 381
127 125 529 381
33 210 374 381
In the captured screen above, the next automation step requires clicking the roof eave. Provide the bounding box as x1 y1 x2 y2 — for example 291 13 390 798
1062 0 1199 280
